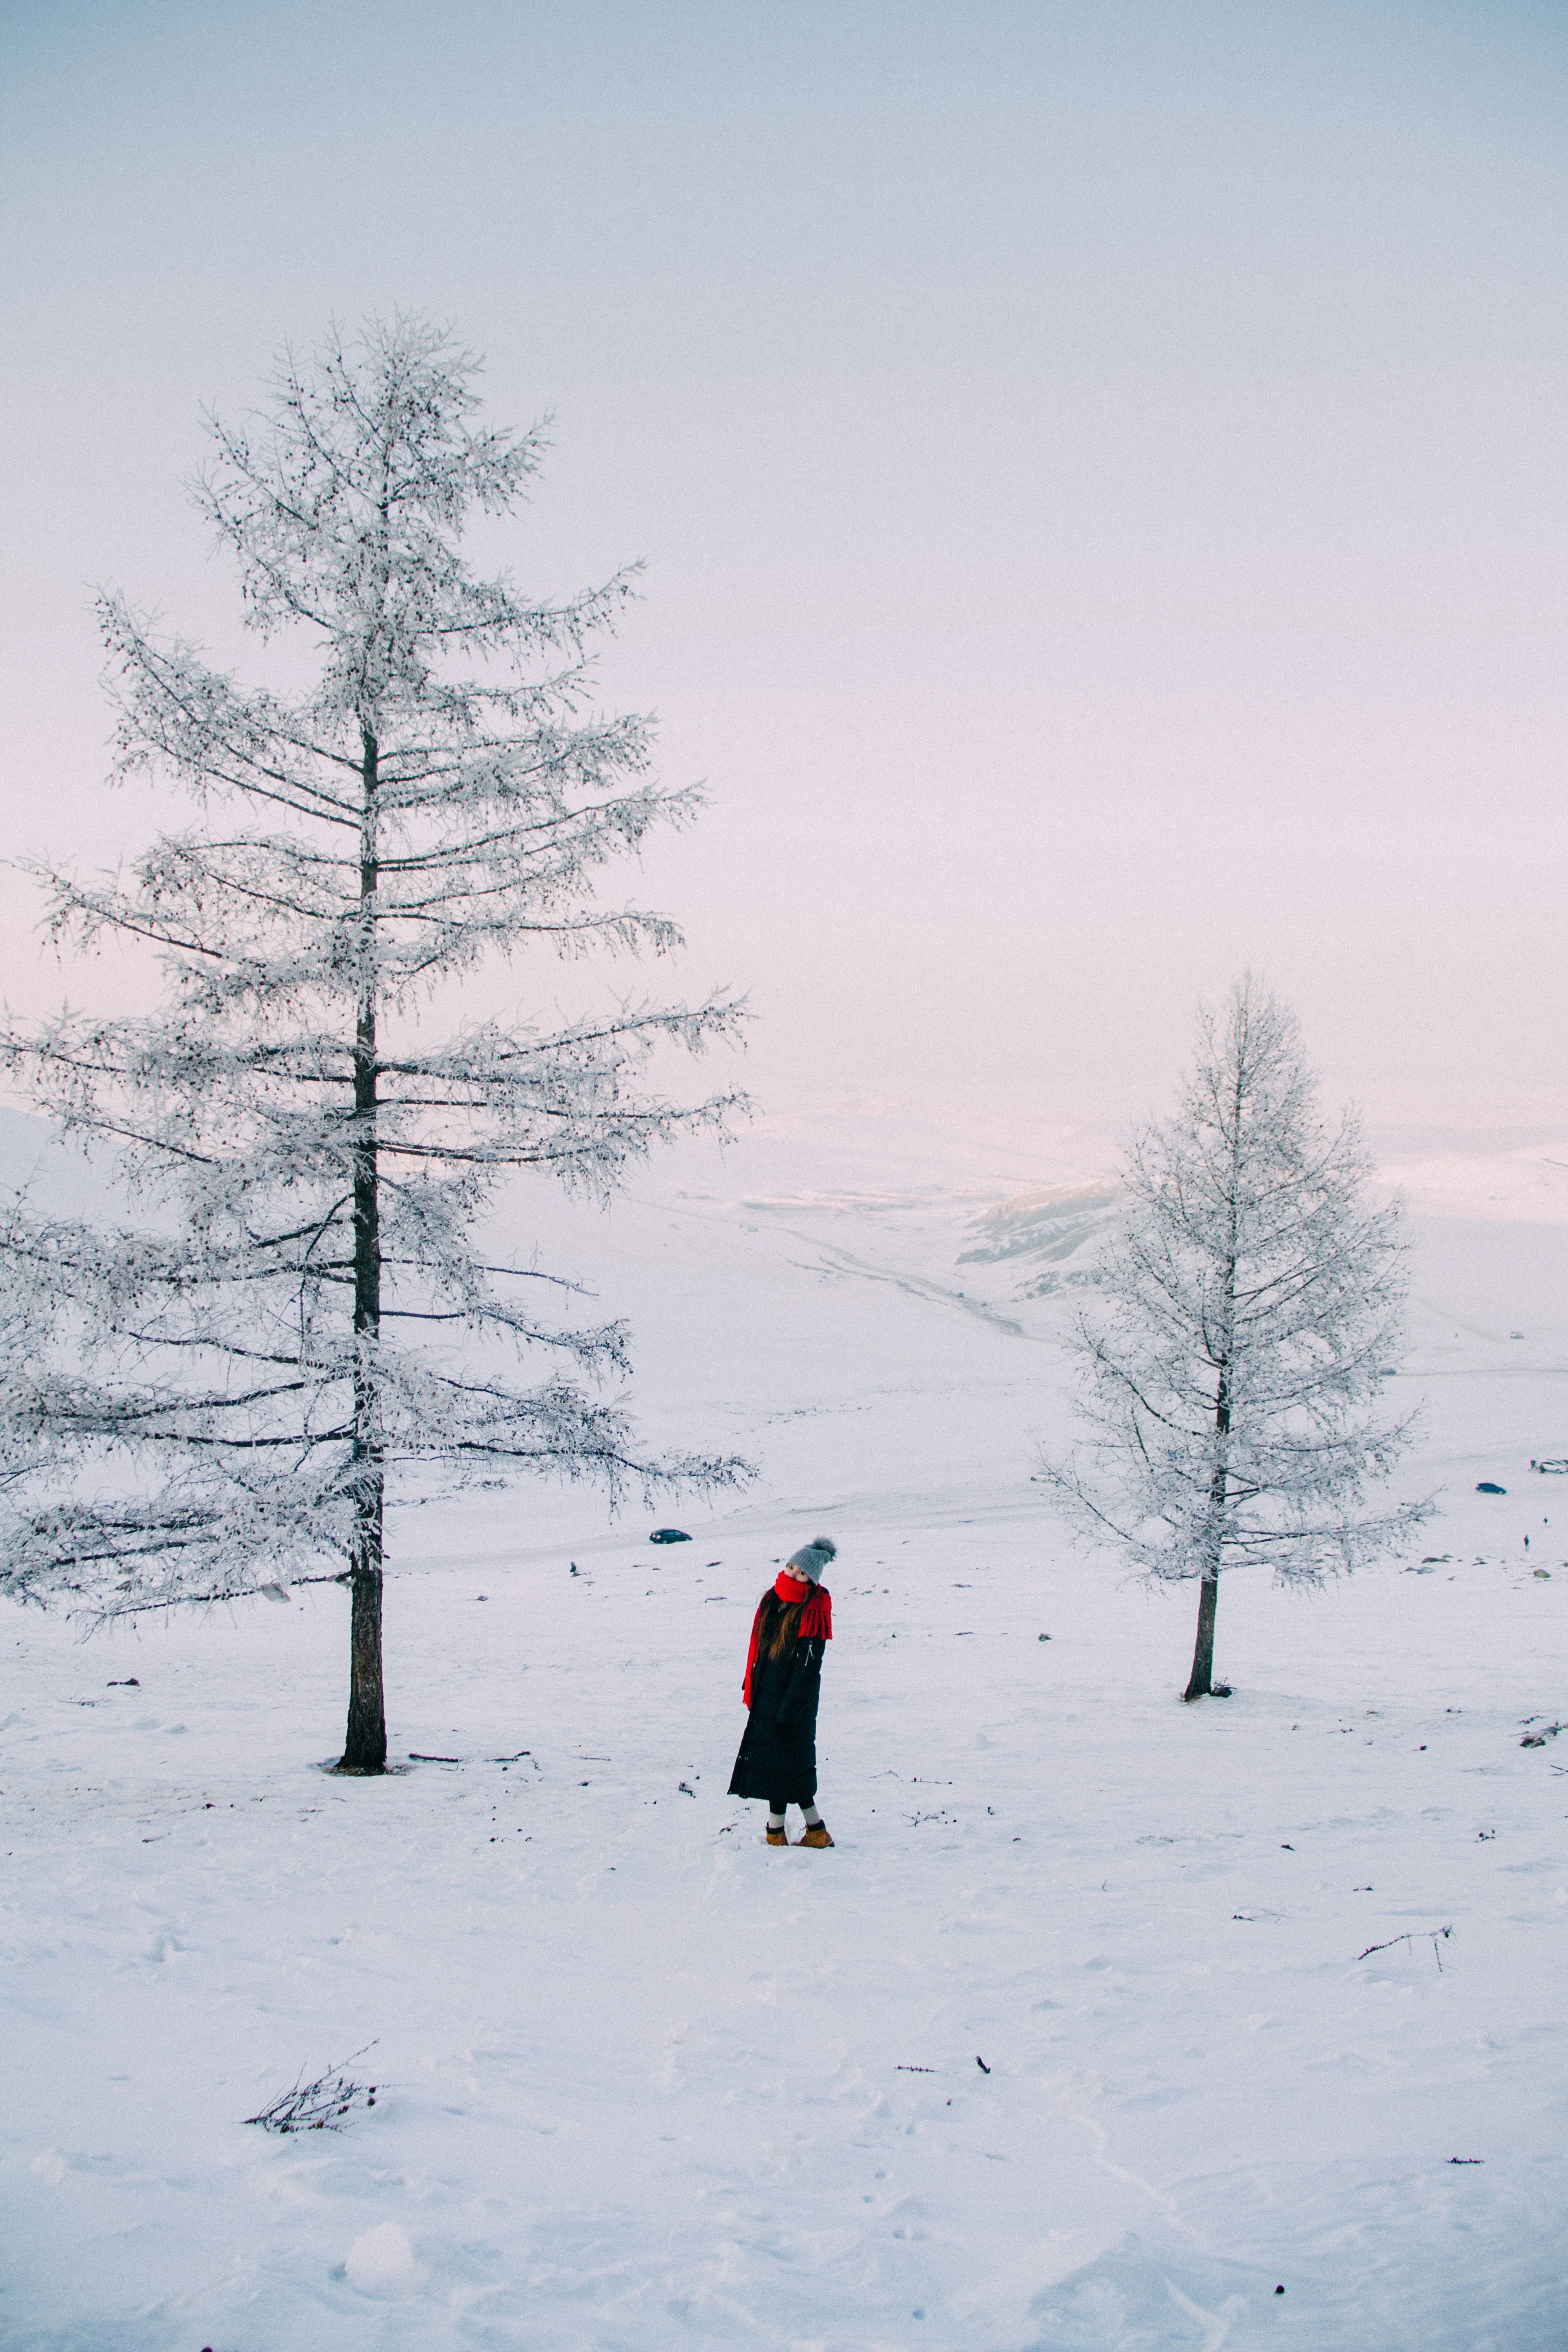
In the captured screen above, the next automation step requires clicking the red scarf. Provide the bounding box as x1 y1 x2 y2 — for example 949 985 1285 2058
742 1572 833 1706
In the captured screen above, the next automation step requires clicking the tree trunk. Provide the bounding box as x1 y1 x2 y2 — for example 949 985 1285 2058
1184 1421 1228 1702
338 723 386 1774
343 1549 384 1770
1183 1570 1218 1700
1185 1241 1234 1702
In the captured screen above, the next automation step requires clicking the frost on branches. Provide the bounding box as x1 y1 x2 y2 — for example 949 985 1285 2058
1041 976 1427 1700
0 317 750 1770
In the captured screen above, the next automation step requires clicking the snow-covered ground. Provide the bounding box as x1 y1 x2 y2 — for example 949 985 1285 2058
4 1112 1568 2349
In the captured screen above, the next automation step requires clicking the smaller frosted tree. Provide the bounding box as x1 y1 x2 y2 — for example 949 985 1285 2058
1041 976 1426 1700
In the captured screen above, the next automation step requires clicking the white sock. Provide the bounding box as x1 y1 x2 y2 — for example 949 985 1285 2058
802 1805 823 1828
767 1809 786 1831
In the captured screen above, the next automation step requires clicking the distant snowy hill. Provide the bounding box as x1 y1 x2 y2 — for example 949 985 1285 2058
0 1104 126 1221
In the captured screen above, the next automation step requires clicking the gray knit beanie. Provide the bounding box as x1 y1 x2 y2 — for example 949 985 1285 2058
785 1536 837 1583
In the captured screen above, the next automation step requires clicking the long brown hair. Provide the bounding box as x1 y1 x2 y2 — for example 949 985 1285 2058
759 1589 807 1661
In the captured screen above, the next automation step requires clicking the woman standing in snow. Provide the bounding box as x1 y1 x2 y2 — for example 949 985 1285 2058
728 1537 836 1847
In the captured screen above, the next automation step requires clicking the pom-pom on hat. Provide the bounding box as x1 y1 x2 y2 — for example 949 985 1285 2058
785 1536 837 1583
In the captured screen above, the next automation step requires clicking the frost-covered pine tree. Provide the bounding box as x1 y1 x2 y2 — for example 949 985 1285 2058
0 316 748 1771
1041 975 1426 1700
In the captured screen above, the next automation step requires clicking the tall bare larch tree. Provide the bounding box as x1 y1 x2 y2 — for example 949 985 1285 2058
0 317 747 1769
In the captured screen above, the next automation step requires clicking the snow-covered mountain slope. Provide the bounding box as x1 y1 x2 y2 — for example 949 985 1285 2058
3 1112 1567 2349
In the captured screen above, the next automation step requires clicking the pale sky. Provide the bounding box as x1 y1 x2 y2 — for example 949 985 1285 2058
2 0 1565 1149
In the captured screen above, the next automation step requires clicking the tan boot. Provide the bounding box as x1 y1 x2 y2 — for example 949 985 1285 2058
765 1825 789 1846
797 1823 834 1848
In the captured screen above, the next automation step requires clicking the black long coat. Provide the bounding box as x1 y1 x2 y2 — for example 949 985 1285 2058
728 1618 826 1805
